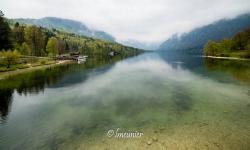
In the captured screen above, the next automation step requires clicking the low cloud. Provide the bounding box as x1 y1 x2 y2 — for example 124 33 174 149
1 0 250 43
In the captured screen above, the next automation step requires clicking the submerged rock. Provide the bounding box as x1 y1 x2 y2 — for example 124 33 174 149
199 122 209 127
147 140 152 145
152 136 158 142
159 127 165 130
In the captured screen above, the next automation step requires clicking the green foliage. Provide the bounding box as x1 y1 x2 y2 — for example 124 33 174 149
24 26 46 56
0 10 12 50
203 41 219 56
245 42 250 50
203 27 250 58
220 39 233 52
46 37 59 56
10 17 116 42
0 50 20 68
57 39 66 54
52 29 141 57
1 12 142 59
19 42 31 55
233 28 250 50
40 60 46 65
12 23 25 45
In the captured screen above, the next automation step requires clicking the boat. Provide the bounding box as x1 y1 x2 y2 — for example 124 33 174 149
77 56 87 64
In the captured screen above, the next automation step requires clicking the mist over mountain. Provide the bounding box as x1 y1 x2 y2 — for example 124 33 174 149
9 13 250 52
10 17 116 42
158 13 250 54
121 39 160 50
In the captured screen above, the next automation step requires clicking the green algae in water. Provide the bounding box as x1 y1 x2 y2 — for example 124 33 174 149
0 53 250 150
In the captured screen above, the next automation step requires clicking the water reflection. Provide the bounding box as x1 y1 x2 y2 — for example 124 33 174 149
159 51 250 85
0 89 13 122
0 55 132 122
0 52 250 149
204 58 250 85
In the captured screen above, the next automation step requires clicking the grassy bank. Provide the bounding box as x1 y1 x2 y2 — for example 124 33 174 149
204 50 250 59
0 58 73 79
0 57 54 71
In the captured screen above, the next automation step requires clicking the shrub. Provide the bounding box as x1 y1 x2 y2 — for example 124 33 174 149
40 60 46 65
0 49 20 68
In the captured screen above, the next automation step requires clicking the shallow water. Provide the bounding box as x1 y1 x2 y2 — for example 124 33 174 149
0 52 250 150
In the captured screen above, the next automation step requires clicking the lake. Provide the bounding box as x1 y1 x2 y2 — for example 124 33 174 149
0 52 250 150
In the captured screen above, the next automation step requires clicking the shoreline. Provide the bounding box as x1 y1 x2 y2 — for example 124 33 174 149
201 55 250 61
0 60 74 80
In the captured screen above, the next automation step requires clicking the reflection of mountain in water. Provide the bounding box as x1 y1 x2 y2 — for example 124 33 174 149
0 55 129 121
1 52 249 122
157 51 250 85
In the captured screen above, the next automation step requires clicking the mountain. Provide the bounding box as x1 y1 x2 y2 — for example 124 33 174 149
158 14 250 54
10 17 115 42
121 39 159 50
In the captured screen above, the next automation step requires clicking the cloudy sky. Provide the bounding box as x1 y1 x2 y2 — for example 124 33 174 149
1 0 250 44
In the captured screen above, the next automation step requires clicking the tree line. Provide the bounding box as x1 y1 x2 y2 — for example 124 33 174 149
0 10 141 58
203 27 250 58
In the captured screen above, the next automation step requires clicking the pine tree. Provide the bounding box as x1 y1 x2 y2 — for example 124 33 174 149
0 10 12 50
12 22 25 45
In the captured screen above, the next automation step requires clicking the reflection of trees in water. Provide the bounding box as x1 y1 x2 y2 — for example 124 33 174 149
204 58 250 84
0 55 135 122
0 89 13 122
0 67 64 122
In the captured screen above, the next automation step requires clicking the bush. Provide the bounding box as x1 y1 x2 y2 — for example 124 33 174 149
240 51 250 58
40 60 46 65
17 64 30 69
0 66 16 72
0 49 20 68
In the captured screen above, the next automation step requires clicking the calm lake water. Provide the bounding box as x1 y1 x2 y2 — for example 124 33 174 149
0 52 250 150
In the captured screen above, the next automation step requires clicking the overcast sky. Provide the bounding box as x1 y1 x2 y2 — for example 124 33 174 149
1 0 250 44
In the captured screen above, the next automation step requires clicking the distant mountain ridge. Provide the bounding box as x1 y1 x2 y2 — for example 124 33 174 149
121 39 159 50
158 13 250 54
10 17 116 42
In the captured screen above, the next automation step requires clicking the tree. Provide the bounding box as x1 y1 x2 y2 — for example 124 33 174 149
203 27 250 57
19 42 31 55
0 10 12 50
233 28 250 50
0 50 20 68
203 41 218 56
46 37 59 56
24 26 45 56
43 29 55 50
58 39 66 54
220 39 233 52
245 42 250 50
12 22 25 45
